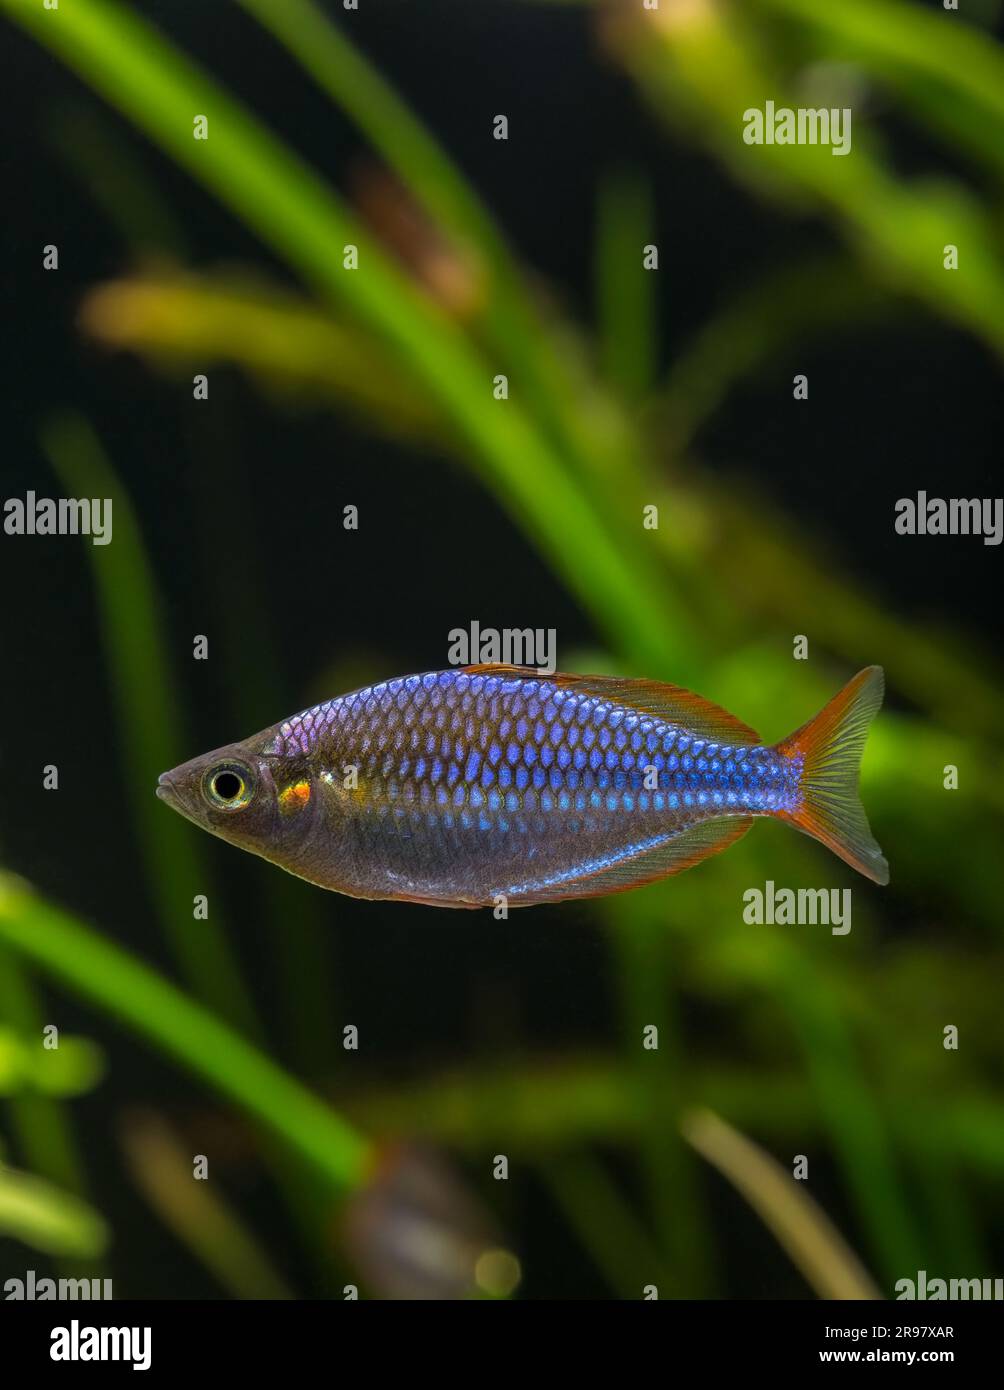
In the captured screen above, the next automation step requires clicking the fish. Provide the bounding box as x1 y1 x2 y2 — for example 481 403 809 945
156 664 889 908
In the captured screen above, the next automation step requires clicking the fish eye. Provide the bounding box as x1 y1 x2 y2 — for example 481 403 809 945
212 771 243 801
204 762 254 810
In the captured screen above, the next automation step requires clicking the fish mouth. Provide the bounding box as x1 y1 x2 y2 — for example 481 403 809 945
155 772 179 804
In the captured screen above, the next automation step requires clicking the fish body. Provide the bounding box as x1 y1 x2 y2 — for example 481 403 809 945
157 664 889 906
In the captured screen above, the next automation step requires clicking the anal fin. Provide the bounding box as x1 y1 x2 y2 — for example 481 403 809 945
505 816 753 907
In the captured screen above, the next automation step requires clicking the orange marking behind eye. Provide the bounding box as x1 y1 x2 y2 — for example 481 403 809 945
278 780 311 814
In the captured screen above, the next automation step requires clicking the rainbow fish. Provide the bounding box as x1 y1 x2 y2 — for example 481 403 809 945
156 665 889 907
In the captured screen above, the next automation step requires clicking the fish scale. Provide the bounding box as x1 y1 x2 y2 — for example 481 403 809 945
271 672 800 826
157 664 889 905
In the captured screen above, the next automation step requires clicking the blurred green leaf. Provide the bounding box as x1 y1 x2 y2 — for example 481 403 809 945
81 269 450 447
0 0 686 672
0 1027 106 1099
120 1109 294 1299
595 171 658 396
657 255 895 451
42 414 259 1038
0 874 369 1194
0 946 96 1251
609 1 1004 359
682 1107 880 1299
236 0 635 482
0 1162 108 1259
759 0 1004 182
541 1149 671 1297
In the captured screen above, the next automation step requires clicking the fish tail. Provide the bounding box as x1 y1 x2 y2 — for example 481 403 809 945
775 667 889 885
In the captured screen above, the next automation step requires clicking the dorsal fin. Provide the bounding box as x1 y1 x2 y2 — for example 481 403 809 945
462 665 761 745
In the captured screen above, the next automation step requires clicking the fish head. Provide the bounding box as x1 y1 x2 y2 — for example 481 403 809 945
156 738 319 869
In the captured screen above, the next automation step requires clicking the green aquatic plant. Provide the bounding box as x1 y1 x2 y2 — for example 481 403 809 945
0 1159 109 1260
0 874 369 1192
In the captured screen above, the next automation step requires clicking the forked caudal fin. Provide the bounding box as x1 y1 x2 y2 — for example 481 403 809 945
776 666 889 886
